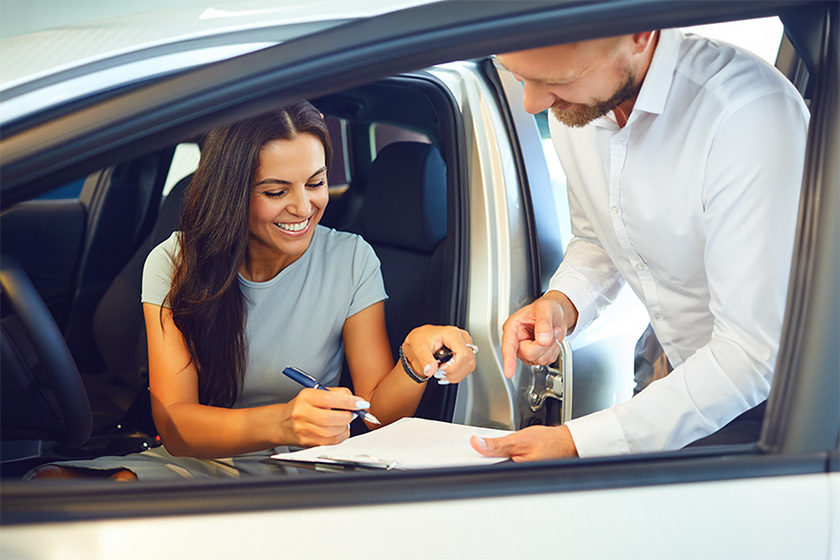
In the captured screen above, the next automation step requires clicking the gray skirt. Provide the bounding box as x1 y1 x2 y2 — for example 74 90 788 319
25 444 293 481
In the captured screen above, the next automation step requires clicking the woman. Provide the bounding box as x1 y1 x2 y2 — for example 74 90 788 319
32 102 476 480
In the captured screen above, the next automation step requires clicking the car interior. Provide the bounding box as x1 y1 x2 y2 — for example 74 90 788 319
0 74 467 477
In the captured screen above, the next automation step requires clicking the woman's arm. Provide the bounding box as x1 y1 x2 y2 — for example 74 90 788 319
343 301 476 427
144 303 363 458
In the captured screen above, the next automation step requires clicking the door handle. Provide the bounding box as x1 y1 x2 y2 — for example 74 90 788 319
525 341 573 423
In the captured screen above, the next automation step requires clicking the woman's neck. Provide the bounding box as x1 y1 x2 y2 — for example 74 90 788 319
239 245 302 282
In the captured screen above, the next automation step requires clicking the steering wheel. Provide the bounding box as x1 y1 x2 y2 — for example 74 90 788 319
0 254 92 447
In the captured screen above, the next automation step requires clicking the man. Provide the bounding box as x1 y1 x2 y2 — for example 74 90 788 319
471 29 809 460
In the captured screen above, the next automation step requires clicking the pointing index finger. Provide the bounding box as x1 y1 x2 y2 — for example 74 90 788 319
500 322 523 379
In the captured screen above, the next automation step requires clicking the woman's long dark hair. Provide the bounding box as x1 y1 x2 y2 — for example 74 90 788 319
167 102 332 407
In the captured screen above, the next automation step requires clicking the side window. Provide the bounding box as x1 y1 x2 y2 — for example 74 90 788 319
372 122 430 155
326 115 350 191
533 110 573 251
162 142 201 197
162 121 353 198
34 178 86 200
681 16 784 65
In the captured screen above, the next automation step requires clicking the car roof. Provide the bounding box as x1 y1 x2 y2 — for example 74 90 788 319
0 0 442 97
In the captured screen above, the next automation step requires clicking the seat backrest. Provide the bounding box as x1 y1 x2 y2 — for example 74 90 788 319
359 141 448 363
90 175 190 388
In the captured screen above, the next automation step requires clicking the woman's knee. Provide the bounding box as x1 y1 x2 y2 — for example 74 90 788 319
109 469 138 481
30 465 137 481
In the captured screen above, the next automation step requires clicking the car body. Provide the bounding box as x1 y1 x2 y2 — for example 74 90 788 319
0 0 837 558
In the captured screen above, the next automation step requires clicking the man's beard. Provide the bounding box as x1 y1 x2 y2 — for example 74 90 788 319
550 69 641 128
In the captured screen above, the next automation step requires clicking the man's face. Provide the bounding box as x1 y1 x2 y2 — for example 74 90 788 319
497 38 642 127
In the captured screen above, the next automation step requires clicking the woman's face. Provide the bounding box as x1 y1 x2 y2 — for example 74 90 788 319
246 133 328 274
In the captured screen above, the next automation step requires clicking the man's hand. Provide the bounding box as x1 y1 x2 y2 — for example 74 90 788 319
470 424 578 461
501 290 578 378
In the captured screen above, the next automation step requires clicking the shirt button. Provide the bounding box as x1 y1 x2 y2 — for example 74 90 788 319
653 311 663 320
635 262 645 270
610 205 619 214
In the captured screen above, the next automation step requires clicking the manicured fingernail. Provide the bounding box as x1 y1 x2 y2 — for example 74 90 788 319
356 400 370 409
423 364 433 377
437 379 451 385
434 370 448 379
474 437 487 450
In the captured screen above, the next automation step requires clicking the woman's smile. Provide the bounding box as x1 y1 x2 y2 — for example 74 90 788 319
275 216 312 235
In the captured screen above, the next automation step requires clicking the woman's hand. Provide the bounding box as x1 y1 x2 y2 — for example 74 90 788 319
276 387 368 448
401 325 477 384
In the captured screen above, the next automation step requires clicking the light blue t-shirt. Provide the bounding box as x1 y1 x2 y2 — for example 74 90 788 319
142 226 388 409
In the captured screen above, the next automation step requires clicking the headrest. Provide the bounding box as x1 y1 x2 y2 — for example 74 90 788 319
362 142 446 253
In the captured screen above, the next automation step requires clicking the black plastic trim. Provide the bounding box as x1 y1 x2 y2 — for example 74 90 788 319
0 448 828 525
762 2 840 455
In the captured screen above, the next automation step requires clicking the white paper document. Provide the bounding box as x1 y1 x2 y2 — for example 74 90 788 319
270 417 513 470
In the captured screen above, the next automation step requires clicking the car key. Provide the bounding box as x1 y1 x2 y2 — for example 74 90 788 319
434 345 454 365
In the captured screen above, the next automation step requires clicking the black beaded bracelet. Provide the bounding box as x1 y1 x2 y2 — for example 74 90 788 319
399 344 428 384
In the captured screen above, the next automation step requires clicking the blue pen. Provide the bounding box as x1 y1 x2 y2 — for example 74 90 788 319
282 366 381 425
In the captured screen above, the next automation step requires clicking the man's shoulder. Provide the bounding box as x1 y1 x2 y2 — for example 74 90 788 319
673 31 798 107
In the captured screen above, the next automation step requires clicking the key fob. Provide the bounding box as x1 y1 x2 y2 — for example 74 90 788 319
434 346 453 364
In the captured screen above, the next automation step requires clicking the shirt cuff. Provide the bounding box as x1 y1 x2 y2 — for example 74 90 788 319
565 408 631 458
546 276 598 336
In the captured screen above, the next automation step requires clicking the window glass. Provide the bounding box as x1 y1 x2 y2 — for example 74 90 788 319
682 16 784 64
34 178 85 200
326 115 350 187
373 122 431 155
162 142 201 197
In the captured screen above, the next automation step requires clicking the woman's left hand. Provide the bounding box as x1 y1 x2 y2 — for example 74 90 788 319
401 325 477 385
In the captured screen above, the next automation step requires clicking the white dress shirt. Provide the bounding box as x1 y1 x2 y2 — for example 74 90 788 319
549 28 810 456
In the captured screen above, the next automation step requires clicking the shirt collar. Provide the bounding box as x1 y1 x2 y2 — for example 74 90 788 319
593 28 682 129
632 28 681 118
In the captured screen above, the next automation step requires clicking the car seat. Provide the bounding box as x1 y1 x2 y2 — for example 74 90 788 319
85 175 190 436
64 155 170 374
349 141 454 420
